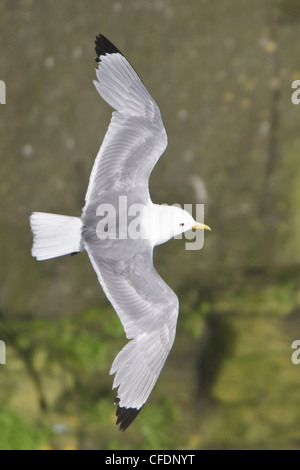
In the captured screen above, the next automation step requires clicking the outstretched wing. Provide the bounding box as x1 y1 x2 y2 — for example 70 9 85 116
83 35 168 210
84 244 179 431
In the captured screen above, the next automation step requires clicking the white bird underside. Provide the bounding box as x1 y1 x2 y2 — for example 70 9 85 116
82 35 179 431
30 34 181 432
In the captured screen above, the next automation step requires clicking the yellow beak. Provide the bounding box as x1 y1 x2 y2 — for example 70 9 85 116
192 222 211 231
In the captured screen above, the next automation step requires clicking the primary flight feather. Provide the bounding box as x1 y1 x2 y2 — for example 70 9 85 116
30 34 210 431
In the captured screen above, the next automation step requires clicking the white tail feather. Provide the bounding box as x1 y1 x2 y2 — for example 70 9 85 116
30 212 83 261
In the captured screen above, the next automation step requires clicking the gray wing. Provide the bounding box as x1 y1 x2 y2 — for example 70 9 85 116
83 35 168 210
84 243 179 431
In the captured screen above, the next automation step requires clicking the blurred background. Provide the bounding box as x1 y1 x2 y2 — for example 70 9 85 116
1 0 300 450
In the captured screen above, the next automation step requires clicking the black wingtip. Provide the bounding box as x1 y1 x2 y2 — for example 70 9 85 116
95 34 122 63
114 397 143 432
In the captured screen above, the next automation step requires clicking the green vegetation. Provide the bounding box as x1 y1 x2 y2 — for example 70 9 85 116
1 272 300 449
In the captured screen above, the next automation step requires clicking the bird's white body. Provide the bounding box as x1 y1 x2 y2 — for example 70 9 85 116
31 203 197 261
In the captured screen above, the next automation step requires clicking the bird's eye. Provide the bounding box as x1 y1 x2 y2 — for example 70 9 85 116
180 223 184 227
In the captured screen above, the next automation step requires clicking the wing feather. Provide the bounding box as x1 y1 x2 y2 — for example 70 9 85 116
83 35 167 209
84 244 179 413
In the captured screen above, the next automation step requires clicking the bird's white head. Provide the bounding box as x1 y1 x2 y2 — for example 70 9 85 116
143 204 211 246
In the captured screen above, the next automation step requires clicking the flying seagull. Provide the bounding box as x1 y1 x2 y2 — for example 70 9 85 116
30 34 210 431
